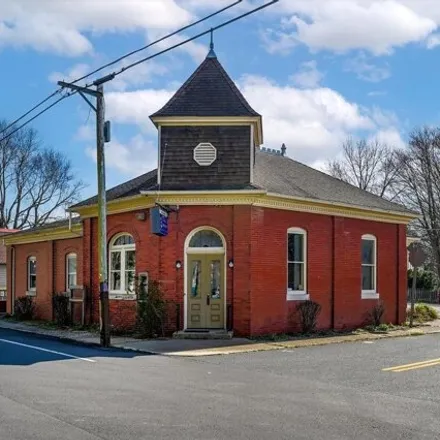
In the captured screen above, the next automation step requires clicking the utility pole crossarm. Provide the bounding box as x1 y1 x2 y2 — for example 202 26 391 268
57 81 101 97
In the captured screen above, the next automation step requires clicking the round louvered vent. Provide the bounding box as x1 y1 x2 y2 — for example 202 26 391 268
193 143 217 166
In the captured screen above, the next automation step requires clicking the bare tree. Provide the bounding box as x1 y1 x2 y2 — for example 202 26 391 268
0 120 84 229
396 127 440 280
326 138 401 201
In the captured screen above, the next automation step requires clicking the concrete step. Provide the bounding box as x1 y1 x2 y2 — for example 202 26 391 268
173 330 233 340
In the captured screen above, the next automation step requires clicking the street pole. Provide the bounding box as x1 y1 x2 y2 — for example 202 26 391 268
410 269 416 328
96 84 110 347
58 76 113 347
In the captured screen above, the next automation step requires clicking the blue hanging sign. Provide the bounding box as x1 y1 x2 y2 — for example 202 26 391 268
150 207 169 237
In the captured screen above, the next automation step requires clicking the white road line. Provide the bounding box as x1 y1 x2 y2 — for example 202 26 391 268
0 338 96 363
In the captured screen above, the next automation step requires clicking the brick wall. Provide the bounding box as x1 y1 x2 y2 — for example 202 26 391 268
248 207 407 336
7 205 407 336
7 237 82 320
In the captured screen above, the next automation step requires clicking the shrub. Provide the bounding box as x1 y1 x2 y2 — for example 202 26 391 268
14 296 35 321
369 300 385 326
136 279 167 338
296 300 321 334
408 303 439 323
52 293 71 327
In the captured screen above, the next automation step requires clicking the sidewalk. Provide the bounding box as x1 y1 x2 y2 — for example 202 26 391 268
1 318 439 357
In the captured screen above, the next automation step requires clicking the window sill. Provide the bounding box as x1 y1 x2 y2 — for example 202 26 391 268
109 293 137 301
287 291 310 301
26 290 37 297
361 291 380 300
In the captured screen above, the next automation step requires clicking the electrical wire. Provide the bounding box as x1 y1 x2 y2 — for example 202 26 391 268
0 0 242 137
0 0 278 143
112 0 278 81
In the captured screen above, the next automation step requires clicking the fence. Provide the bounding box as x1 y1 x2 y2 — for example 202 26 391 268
407 288 439 304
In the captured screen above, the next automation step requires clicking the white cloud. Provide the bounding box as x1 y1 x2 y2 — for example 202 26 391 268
86 134 157 177
427 32 440 48
0 0 192 56
105 89 174 132
345 53 391 82
238 74 375 162
263 0 437 55
368 91 388 97
260 26 297 55
290 61 324 88
48 63 90 85
372 128 406 149
75 124 94 142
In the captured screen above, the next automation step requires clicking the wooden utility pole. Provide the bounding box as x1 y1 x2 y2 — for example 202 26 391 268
58 74 114 347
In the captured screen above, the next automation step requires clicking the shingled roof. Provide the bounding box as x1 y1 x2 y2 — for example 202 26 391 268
253 150 413 214
70 150 414 216
71 169 157 209
150 50 260 118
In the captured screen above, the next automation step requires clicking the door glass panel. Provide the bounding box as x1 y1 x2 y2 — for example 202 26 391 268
210 260 221 299
191 260 201 297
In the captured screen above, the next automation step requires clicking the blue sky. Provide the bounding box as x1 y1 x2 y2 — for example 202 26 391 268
1 0 440 201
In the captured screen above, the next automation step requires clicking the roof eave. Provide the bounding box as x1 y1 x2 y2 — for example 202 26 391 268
265 191 419 222
150 115 263 146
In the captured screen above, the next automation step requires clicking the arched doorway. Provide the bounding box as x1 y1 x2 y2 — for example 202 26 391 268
184 227 226 330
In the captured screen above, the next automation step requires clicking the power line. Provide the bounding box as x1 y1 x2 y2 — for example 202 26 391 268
0 0 278 144
112 0 278 80
72 0 243 86
0 91 75 144
0 0 242 137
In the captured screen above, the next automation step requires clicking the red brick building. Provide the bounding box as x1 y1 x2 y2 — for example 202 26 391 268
4 47 416 336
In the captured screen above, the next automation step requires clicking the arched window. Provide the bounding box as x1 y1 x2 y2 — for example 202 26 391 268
66 253 77 291
109 234 136 294
361 234 378 298
27 256 37 294
189 230 223 248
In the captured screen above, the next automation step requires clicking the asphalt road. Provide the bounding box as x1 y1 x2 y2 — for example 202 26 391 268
1 328 440 440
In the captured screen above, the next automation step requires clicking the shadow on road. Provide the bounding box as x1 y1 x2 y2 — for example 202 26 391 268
0 329 150 366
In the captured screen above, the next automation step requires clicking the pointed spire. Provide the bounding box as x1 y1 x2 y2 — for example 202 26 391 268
207 29 217 59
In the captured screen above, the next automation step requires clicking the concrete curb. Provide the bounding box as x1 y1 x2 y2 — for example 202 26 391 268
1 319 439 357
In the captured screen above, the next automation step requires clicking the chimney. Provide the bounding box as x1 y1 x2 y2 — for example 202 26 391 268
281 143 286 157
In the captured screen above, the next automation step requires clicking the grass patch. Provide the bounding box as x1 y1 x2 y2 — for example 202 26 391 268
408 303 439 323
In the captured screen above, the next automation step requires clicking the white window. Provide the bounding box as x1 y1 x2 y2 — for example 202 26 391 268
361 234 379 299
66 253 77 291
27 256 37 294
109 234 136 296
287 228 309 300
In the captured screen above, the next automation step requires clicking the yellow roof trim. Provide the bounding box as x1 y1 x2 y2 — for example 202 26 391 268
71 190 416 225
74 194 155 218
151 115 263 146
3 223 83 245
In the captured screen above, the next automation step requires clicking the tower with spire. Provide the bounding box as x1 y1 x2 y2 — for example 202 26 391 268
150 40 263 190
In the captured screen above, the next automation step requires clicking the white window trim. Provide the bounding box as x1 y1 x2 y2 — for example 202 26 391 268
66 253 77 292
27 256 37 296
361 234 379 299
287 227 309 301
109 234 136 298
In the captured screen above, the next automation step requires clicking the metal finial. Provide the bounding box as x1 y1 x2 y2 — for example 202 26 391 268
281 143 287 157
207 28 217 59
